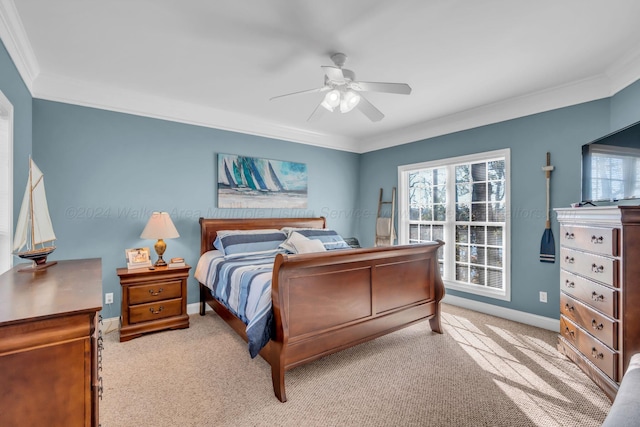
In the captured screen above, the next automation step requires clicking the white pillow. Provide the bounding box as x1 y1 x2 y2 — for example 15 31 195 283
293 237 327 254
280 231 309 253
281 231 327 254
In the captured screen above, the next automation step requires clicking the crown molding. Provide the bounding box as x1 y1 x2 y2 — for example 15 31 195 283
0 0 38 92
33 72 361 153
2 1 640 155
359 73 616 153
606 44 640 95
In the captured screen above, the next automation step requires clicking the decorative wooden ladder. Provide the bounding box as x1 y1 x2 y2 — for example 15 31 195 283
375 187 396 246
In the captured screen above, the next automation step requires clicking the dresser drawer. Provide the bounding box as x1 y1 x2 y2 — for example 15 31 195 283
560 225 619 256
560 270 618 318
128 280 182 305
560 293 618 349
129 298 183 324
560 316 618 381
560 247 619 287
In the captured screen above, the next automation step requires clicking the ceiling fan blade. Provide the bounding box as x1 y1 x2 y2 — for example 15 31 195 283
321 66 345 83
356 95 385 122
307 102 327 122
270 86 328 101
350 81 412 95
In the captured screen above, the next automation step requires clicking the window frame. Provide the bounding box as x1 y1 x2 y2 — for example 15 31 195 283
398 148 511 301
0 90 13 274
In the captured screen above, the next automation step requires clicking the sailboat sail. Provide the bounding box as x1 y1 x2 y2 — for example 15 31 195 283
13 159 56 253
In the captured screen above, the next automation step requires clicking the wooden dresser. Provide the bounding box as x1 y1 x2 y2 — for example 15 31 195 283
556 206 640 400
0 258 103 426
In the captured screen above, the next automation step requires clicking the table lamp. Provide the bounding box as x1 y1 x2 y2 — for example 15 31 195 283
140 212 179 267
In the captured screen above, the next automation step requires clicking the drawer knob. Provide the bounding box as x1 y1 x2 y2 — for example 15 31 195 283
149 306 164 314
564 279 575 288
591 264 604 273
565 232 575 239
591 319 604 331
591 347 604 359
564 303 575 312
591 235 604 244
564 326 575 338
564 256 575 264
149 287 164 296
591 291 604 302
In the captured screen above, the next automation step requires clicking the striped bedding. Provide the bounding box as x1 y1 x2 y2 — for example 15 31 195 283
195 250 278 357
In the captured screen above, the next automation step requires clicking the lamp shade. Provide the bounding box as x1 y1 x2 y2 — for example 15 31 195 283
140 212 179 239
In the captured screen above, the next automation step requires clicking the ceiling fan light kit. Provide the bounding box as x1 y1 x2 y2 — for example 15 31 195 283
320 88 361 113
271 53 411 122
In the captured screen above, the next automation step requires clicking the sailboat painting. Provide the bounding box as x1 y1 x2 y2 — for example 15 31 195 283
217 154 307 208
13 157 57 271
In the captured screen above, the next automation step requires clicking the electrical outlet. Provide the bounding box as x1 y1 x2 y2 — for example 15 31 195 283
105 293 114 304
539 291 547 303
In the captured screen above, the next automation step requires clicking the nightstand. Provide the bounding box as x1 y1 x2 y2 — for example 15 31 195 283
116 265 191 342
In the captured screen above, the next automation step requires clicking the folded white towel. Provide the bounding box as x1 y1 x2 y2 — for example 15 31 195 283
376 218 391 236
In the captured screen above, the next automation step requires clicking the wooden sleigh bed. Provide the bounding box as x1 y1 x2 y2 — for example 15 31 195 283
198 216 445 402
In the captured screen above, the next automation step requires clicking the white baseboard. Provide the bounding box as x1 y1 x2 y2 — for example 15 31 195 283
102 299 558 335
443 294 559 332
187 301 212 314
100 316 120 335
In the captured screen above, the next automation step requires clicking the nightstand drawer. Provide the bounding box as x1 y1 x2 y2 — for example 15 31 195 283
129 280 182 305
560 270 618 318
129 298 183 324
560 316 618 381
560 292 617 349
560 247 618 287
560 225 619 256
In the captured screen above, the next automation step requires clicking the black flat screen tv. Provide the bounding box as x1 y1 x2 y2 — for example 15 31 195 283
582 120 640 204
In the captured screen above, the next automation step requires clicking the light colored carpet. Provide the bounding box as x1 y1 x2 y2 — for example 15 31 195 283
99 304 611 426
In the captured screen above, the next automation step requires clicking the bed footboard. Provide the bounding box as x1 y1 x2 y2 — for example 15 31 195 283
268 241 445 402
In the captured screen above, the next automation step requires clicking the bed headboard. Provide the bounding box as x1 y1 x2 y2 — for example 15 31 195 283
198 217 326 255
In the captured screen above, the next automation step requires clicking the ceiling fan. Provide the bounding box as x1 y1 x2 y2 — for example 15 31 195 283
270 53 412 122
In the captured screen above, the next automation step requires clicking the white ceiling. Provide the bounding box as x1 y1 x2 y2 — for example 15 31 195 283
2 0 640 153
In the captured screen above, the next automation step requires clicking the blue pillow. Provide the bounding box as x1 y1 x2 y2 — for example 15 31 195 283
294 229 351 250
214 230 287 256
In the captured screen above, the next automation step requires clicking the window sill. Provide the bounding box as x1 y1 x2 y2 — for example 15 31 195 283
444 279 510 301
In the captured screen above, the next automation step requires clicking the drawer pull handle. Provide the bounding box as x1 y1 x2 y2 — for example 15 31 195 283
591 235 604 244
149 287 164 296
564 303 575 312
149 306 164 314
591 264 604 273
591 319 604 330
564 327 575 338
565 232 575 240
591 292 604 302
564 279 575 288
565 256 575 264
591 348 604 359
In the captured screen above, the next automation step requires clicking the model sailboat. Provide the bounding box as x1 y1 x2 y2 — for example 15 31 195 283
13 157 57 271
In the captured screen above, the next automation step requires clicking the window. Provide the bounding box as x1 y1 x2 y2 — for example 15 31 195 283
398 149 510 300
0 91 12 274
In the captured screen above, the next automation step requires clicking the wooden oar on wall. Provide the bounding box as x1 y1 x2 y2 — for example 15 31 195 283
540 152 555 263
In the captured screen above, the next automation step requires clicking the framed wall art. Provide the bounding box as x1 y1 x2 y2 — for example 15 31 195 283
217 154 308 208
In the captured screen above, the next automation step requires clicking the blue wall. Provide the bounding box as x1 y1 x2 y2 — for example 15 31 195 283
0 40 32 226
4 34 640 321
610 79 640 130
32 100 360 318
358 88 640 319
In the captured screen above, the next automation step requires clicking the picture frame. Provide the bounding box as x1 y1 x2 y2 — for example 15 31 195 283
217 153 308 208
125 247 152 269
